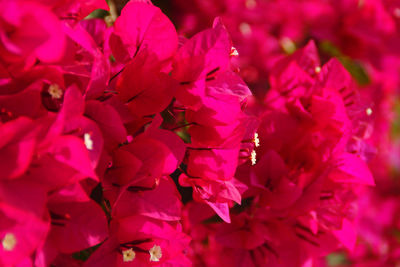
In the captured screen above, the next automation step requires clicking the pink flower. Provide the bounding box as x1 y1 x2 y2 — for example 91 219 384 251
110 1 178 63
116 50 176 118
85 215 191 266
0 179 48 266
172 18 232 109
0 0 65 68
0 117 38 180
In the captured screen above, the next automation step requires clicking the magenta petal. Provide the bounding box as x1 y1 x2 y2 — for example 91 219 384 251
145 116 185 174
172 19 231 82
0 207 48 267
206 201 231 223
330 152 375 186
0 117 37 180
187 148 239 181
59 86 85 120
83 237 120 267
116 50 175 117
85 100 127 151
113 177 182 221
49 135 97 179
112 2 178 62
332 219 357 251
0 1 66 64
0 180 48 266
206 70 252 103
47 200 108 253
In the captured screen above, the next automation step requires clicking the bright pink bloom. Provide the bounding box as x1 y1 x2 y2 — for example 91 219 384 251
116 50 175 118
0 0 65 67
110 1 178 63
0 179 48 266
172 18 232 109
0 117 38 180
85 215 191 267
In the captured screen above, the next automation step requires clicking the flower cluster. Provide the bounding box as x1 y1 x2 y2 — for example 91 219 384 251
0 0 393 266
170 0 400 266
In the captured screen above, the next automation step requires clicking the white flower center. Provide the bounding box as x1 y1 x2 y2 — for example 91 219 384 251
251 150 257 165
48 84 63 99
366 108 373 116
315 66 321 73
149 244 162 262
2 233 17 251
122 248 136 262
84 133 93 150
254 132 260 147
230 47 239 57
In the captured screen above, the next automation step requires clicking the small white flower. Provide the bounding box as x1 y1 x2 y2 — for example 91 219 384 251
149 244 162 262
254 132 260 147
230 47 239 57
48 84 63 99
2 233 17 251
122 248 136 262
251 150 257 165
84 133 94 150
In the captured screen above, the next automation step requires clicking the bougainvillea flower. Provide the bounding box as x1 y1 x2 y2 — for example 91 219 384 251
0 117 37 180
116 50 175 118
44 182 108 254
185 88 242 126
180 173 246 223
104 127 184 213
61 21 110 100
186 148 239 181
143 114 185 174
84 100 127 151
172 18 232 109
84 215 191 267
0 179 48 267
0 0 392 265
110 1 178 63
112 177 183 221
329 152 375 186
187 114 248 147
0 0 65 67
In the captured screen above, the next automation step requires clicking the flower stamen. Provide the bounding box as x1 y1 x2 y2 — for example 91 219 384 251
123 248 136 262
2 233 17 251
84 133 94 150
149 244 162 262
48 84 63 99
251 150 257 165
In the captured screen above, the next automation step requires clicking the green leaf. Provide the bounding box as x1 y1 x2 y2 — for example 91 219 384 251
319 41 371 86
72 242 103 261
326 252 351 266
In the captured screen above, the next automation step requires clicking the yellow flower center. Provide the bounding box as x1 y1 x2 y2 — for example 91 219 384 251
122 248 136 262
2 233 17 251
48 84 63 99
149 244 162 262
254 132 260 147
251 150 257 165
84 133 94 150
